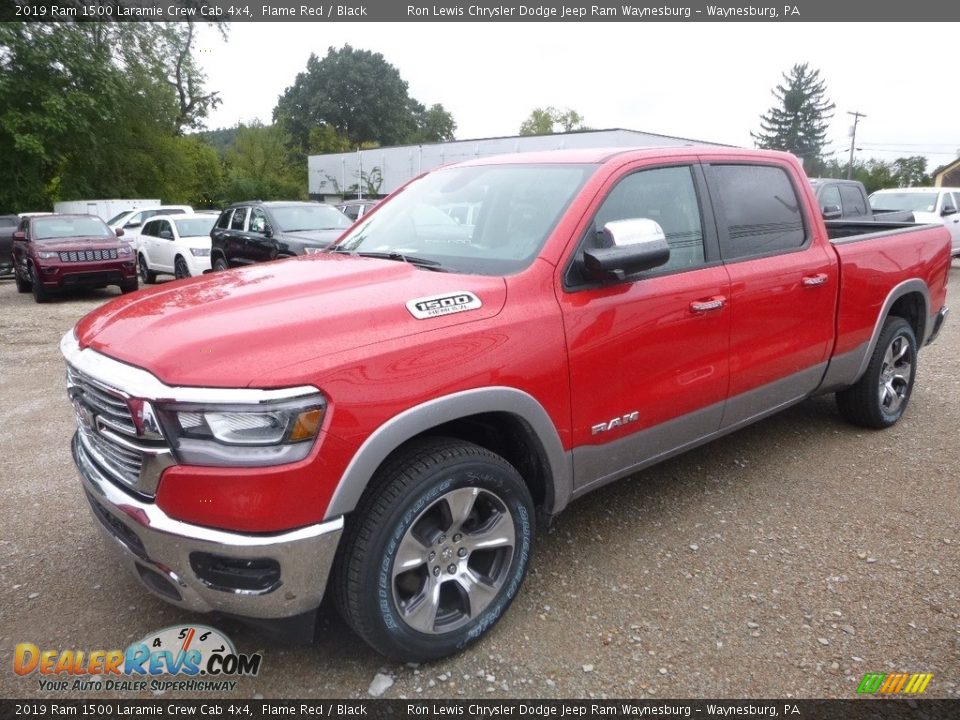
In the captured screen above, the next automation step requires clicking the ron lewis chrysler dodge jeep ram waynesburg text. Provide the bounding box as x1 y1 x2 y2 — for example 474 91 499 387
62 147 951 661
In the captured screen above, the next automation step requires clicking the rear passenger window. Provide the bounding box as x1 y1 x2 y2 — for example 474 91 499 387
141 221 156 237
230 208 248 231
839 186 867 217
587 165 706 274
711 164 806 259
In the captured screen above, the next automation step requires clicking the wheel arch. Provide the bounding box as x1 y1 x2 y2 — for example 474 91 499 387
854 279 929 383
323 387 572 521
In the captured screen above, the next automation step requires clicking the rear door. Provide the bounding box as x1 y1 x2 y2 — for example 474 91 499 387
558 161 732 493
702 160 838 430
227 206 251 264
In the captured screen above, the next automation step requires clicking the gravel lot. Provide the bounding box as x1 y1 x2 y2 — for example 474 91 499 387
1 266 958 701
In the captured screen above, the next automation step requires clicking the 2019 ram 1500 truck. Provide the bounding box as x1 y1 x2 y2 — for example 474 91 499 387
61 148 951 662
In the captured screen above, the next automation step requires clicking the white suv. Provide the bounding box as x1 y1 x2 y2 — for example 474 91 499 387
869 187 960 256
135 213 216 282
107 205 194 243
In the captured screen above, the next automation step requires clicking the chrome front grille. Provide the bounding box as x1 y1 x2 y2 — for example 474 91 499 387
59 249 118 262
66 364 172 496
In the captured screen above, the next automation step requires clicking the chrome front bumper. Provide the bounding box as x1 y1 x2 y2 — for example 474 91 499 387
74 433 343 619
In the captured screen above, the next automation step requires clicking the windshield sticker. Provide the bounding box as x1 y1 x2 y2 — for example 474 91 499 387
406 292 482 320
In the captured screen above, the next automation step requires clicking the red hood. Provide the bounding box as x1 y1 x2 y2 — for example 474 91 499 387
76 254 507 387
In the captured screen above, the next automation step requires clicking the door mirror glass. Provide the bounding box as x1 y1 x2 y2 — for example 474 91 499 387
582 219 671 282
941 205 957 217
12 230 25 241
159 229 173 240
114 228 125 238
821 204 842 219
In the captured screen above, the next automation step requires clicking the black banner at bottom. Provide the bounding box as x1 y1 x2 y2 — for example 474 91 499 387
2 699 958 720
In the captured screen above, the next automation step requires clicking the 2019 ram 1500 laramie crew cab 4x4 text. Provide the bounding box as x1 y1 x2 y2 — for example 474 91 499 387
62 147 950 661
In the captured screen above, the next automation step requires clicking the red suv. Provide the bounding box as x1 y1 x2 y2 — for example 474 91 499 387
12 214 138 303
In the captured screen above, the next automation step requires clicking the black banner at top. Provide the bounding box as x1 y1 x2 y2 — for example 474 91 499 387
4 0 960 22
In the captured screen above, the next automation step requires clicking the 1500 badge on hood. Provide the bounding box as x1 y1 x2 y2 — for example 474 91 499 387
406 291 482 319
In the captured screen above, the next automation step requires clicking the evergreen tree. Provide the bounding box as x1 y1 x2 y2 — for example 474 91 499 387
752 63 835 167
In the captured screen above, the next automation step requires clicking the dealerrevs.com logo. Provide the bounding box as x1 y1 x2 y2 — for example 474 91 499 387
14 625 262 693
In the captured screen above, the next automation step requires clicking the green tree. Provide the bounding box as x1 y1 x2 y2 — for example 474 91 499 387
273 45 456 153
409 102 457 143
220 122 305 204
752 63 835 168
519 106 587 136
891 156 930 187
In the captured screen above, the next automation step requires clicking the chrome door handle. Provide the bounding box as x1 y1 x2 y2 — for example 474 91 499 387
690 296 726 313
802 273 828 287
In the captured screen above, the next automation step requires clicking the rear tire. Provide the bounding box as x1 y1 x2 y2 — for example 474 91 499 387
138 254 157 284
837 316 917 429
333 438 534 662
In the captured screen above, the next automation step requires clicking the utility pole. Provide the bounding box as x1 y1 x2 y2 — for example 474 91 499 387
847 111 866 179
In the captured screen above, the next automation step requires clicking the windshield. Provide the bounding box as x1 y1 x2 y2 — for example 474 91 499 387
869 192 938 212
175 217 216 237
335 164 596 275
106 210 132 225
272 205 350 232
33 216 112 241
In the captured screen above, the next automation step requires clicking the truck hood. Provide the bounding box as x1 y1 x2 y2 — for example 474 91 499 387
75 254 507 388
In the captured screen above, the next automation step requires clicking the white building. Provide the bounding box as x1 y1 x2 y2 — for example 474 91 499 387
308 128 728 201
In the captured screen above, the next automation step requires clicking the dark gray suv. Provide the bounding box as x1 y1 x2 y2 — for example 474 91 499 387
210 201 351 270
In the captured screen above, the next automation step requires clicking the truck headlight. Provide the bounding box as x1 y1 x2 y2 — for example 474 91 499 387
156 394 326 467
190 248 211 257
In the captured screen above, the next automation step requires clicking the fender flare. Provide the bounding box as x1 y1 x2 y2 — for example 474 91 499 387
853 278 930 382
323 387 572 519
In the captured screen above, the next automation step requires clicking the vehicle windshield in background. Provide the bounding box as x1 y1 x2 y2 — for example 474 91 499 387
106 211 132 225
335 164 596 275
33 216 113 240
870 192 938 213
175 217 217 237
272 205 351 232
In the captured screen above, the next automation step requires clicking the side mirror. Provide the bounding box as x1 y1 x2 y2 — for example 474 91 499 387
942 206 957 217
125 221 141 229
159 230 173 240
582 219 670 282
821 205 842 220
114 228 125 238
12 230 25 241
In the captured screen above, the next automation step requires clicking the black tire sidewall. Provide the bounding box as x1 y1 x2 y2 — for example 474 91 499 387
361 457 533 661
213 257 228 272
175 257 189 279
30 266 47 302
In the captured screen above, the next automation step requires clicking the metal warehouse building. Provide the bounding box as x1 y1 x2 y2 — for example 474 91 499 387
308 128 728 201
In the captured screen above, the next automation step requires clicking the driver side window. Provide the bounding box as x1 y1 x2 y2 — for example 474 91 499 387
588 165 706 272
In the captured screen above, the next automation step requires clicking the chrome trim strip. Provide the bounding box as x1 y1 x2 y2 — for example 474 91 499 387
61 331 319 405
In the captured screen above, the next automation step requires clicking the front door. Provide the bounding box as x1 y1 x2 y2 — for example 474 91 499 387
557 162 732 494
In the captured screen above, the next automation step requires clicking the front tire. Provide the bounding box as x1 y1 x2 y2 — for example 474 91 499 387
212 256 229 272
138 254 157 284
174 256 190 280
837 316 917 429
333 438 534 662
15 266 31 293
30 265 48 303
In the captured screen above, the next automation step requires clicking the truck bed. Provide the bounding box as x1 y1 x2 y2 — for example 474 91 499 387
825 219 932 242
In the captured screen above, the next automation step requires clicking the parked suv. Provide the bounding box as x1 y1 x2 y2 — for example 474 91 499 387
12 214 137 302
210 201 351 270
136 213 217 282
107 206 194 243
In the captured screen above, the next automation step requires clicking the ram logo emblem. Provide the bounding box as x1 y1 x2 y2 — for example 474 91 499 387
592 411 640 435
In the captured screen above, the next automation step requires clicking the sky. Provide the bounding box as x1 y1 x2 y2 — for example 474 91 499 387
195 22 960 172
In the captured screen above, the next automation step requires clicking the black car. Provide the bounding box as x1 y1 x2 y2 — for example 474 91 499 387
0 214 19 277
210 201 351 270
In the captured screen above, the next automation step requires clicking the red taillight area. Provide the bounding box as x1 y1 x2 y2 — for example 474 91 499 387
154 433 354 533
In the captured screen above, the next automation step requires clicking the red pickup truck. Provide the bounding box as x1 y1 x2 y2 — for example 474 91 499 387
61 148 950 661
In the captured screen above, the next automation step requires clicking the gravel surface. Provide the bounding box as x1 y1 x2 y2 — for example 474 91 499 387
1 267 958 700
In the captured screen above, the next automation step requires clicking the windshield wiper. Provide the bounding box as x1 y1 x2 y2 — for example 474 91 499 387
333 249 449 271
